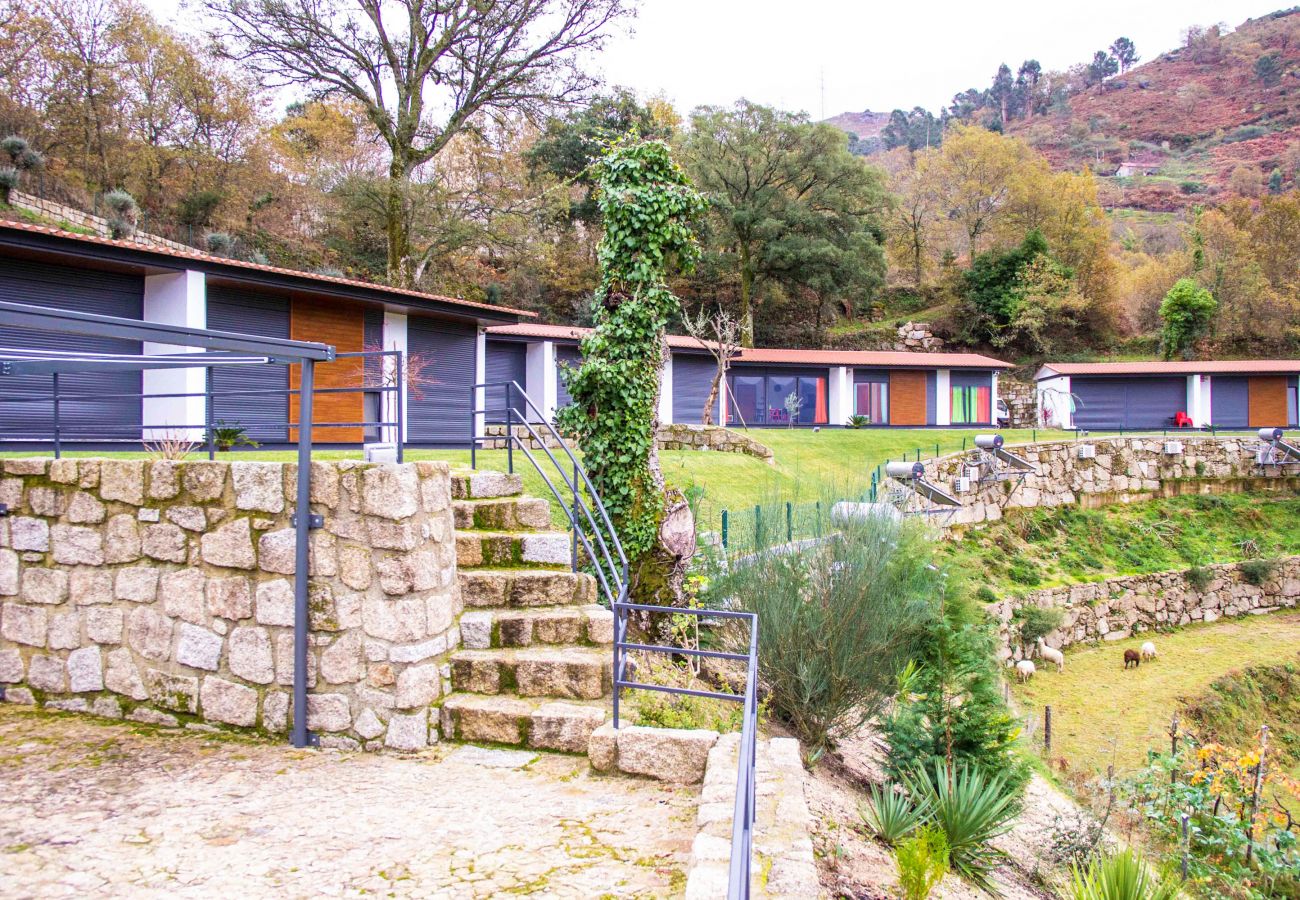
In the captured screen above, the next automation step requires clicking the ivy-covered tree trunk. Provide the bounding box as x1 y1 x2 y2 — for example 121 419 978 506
556 138 706 604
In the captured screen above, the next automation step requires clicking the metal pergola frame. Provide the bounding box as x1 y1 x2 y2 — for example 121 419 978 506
0 299 335 748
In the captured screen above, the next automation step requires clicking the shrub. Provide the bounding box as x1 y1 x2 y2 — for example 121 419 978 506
860 783 929 846
714 512 940 755
895 824 949 900
205 232 236 257
882 590 1030 791
0 167 17 205
1014 605 1064 646
103 190 138 240
206 420 258 452
1239 557 1277 586
904 762 1022 892
1185 564 1213 591
975 585 997 604
1178 180 1204 195
1008 558 1042 586
1068 848 1180 900
845 414 870 428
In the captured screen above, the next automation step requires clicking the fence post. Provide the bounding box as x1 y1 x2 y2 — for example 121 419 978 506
205 367 215 460
1245 724 1269 864
721 509 729 549
1044 705 1052 754
51 372 61 459
1181 814 1191 880
785 501 793 542
754 504 762 548
505 382 514 475
395 350 405 463
469 380 477 470
570 460 579 573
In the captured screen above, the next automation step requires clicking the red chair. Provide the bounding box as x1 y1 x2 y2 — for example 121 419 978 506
1173 411 1194 428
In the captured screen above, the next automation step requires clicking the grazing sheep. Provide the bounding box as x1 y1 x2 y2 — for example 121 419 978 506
1036 638 1065 672
1140 641 1157 662
1015 659 1036 683
1124 649 1141 669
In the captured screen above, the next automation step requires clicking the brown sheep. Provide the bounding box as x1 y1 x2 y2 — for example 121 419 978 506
1123 649 1141 669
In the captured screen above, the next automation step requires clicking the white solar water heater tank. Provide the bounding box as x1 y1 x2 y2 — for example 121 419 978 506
831 501 904 525
1259 427 1285 442
884 460 926 480
974 434 1004 450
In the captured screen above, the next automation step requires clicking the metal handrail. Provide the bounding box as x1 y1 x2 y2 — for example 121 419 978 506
0 349 404 460
469 381 759 899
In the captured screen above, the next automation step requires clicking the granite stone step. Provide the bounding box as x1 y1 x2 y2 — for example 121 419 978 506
450 647 612 700
459 604 614 649
449 470 524 501
453 497 552 531
459 569 598 609
439 694 606 752
455 530 571 569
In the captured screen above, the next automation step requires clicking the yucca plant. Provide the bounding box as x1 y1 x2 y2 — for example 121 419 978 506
1068 848 1181 900
861 782 929 846
904 762 1022 892
895 824 949 900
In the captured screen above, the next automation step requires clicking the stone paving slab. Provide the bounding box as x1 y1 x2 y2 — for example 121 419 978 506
0 704 697 898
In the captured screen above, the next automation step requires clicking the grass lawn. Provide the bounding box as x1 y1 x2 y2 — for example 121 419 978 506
1 427 1049 531
943 491 1300 598
1011 612 1300 777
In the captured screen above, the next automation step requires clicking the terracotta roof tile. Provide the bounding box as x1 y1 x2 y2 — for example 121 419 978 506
1039 360 1300 377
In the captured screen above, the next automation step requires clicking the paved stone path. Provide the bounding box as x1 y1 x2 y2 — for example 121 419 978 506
0 705 697 898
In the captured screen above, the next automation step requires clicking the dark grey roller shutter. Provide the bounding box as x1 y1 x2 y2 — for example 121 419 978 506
485 340 527 423
207 286 290 442
363 306 384 385
555 345 582 409
407 316 475 445
1072 379 1127 431
1121 377 1186 429
0 258 143 441
951 370 992 389
1210 376 1248 428
671 353 720 424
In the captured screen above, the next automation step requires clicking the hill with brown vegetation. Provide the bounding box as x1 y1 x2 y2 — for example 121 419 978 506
823 109 890 141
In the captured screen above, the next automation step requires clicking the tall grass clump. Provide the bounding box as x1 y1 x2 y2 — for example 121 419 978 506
712 508 939 756
1068 848 1180 900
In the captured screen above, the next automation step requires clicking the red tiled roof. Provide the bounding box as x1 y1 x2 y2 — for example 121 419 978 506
487 323 1011 368
1039 360 1300 378
0 219 533 319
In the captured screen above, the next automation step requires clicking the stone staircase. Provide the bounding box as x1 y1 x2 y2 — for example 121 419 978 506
439 470 615 753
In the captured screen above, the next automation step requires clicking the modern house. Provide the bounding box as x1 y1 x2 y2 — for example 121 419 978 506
488 323 1012 428
1036 361 1300 431
0 220 531 448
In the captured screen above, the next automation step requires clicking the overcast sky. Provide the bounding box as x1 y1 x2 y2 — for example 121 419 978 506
153 0 1281 119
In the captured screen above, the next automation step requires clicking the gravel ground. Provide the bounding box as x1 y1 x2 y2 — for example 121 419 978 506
0 704 697 898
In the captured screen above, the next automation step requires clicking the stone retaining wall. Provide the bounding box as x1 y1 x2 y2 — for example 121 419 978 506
992 556 1300 659
0 458 460 750
11 190 195 254
919 435 1292 527
656 424 775 463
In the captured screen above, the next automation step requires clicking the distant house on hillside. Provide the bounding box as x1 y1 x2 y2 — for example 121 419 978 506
1114 151 1164 177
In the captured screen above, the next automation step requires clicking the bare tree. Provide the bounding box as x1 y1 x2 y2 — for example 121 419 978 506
202 0 631 287
681 306 740 426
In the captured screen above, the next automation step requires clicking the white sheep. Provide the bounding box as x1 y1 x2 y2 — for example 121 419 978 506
1015 659 1036 683
1140 641 1157 662
1036 638 1065 672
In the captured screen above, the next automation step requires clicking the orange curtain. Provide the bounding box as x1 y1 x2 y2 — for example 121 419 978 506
815 378 827 423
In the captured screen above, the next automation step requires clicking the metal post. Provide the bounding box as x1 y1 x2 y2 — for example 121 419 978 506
721 510 729 549
469 380 477 470
291 358 315 750
51 373 61 459
753 504 762 549
505 382 514 475
1180 814 1191 880
395 350 405 463
785 501 793 542
571 460 579 573
205 367 215 461
1044 705 1052 754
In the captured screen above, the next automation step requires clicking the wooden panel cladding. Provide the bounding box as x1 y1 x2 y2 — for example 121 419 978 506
889 370 928 426
290 298 366 443
1248 376 1288 428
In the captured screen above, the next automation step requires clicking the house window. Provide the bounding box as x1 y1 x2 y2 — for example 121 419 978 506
730 375 765 426
951 385 991 424
728 373 827 425
854 382 888 424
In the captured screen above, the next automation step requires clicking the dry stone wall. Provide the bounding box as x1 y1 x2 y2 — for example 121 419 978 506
920 435 1292 527
656 424 775 463
993 557 1300 659
0 457 460 751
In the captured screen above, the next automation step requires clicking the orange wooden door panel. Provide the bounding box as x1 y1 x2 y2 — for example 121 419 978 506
290 298 366 443
889 370 928 426
1248 376 1288 428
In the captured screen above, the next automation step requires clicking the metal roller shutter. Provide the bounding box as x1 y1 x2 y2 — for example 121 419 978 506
555 345 582 409
1074 377 1186 430
0 259 143 441
671 353 721 424
485 340 527 423
407 316 475 445
207 286 291 442
1210 376 1248 428
1072 379 1126 430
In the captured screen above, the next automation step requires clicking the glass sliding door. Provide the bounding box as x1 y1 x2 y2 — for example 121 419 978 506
951 384 992 424
796 377 827 424
854 381 888 424
729 375 765 426
767 375 795 424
